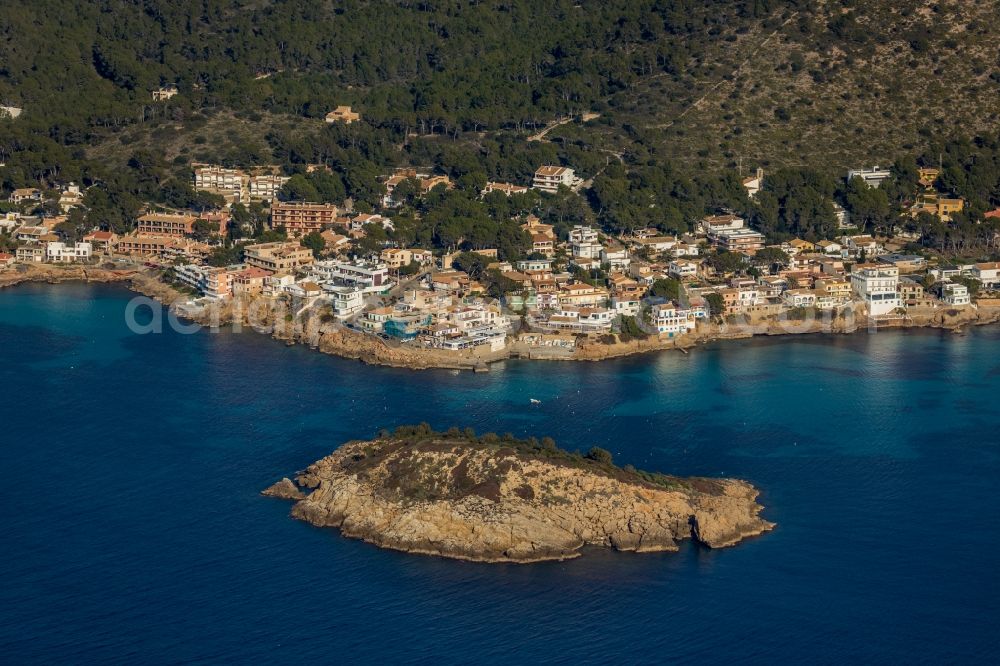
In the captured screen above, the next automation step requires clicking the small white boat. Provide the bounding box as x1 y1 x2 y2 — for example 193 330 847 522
530 398 541 405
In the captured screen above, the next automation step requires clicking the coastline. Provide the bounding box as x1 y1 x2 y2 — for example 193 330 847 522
4 264 999 371
0 263 139 290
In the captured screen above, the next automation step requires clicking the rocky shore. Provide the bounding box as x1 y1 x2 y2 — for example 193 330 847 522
0 263 138 290
263 429 774 563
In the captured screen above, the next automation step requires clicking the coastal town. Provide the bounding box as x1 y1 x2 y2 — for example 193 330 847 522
3 151 1000 365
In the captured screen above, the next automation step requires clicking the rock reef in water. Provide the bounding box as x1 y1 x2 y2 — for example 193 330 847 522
264 427 774 563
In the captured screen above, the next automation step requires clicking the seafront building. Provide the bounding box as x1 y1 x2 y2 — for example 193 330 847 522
939 281 970 306
45 242 92 263
850 264 902 316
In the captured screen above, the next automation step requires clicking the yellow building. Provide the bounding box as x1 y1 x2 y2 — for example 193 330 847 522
917 168 939 189
910 192 964 221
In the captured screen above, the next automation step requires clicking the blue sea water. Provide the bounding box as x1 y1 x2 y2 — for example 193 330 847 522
1 283 998 663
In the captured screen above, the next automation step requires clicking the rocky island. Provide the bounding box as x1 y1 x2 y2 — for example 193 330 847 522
263 425 774 563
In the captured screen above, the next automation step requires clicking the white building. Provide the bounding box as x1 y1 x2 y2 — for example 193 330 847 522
940 281 971 306
701 214 744 236
515 258 553 272
611 295 641 317
569 226 602 259
545 306 614 333
430 303 511 352
667 241 700 258
817 240 843 256
194 164 247 203
311 260 393 294
569 226 599 244
264 273 297 297
325 284 366 318
532 166 576 193
742 168 763 198
600 248 630 271
846 166 892 188
782 289 817 308
668 259 699 279
850 264 902 316
482 182 528 197
651 302 705 337
843 235 883 258
174 264 211 293
45 242 92 263
56 183 85 212
249 174 290 201
971 262 1000 290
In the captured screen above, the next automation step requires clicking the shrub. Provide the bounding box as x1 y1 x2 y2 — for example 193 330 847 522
585 447 613 465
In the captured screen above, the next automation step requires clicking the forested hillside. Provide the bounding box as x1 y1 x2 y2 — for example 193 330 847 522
2 0 1000 257
3 0 997 166
0 0 783 138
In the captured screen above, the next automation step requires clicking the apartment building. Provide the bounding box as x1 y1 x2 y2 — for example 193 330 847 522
117 234 209 260
545 306 614 333
601 247 630 271
701 214 745 236
249 174 290 201
45 242 92 263
243 242 314 272
532 166 575 193
193 164 248 202
269 201 339 237
850 264 902 316
569 225 603 259
231 267 273 296
137 212 197 237
312 260 391 293
713 228 766 254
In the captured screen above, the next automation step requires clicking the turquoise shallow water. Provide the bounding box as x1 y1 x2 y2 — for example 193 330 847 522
1 283 998 663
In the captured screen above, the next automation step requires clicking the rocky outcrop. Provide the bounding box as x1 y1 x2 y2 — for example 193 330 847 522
265 434 774 563
262 478 306 500
316 327 507 370
0 263 137 289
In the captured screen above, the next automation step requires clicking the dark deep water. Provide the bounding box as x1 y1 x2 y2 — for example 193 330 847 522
1 283 998 663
